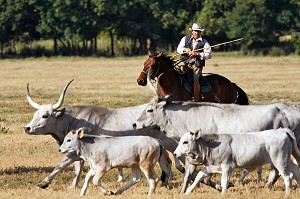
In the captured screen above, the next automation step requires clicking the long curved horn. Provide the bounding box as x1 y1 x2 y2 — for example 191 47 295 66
147 70 164 99
26 83 41 109
147 69 158 95
156 73 165 99
52 79 74 110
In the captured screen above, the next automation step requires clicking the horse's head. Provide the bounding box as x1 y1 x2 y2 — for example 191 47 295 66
137 49 164 86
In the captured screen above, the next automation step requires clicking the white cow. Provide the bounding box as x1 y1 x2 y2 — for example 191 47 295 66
133 95 300 192
59 127 173 196
174 128 300 195
24 80 184 189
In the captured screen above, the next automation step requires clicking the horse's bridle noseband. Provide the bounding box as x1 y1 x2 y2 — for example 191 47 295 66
141 55 161 81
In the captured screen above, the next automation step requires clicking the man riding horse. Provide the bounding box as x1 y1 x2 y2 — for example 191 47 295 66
177 23 212 101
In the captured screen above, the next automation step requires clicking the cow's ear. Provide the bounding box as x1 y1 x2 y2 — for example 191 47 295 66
164 95 173 105
78 129 85 139
54 108 65 117
193 130 203 140
158 95 172 108
69 130 76 135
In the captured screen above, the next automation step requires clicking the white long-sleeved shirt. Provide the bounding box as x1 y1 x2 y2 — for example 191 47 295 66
177 36 212 60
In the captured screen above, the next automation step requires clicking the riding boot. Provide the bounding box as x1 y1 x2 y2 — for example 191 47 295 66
193 82 201 102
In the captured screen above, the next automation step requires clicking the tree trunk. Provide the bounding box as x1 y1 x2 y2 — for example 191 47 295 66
109 29 115 57
53 38 58 55
133 37 137 55
94 36 97 53
0 43 3 59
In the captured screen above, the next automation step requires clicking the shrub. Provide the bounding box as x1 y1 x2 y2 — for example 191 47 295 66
268 47 286 56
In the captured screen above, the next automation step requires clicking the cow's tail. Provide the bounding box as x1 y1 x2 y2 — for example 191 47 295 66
158 143 173 187
286 129 300 165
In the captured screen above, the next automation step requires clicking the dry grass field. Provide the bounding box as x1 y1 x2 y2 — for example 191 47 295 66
0 53 300 199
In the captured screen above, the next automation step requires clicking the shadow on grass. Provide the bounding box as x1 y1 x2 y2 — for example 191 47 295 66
0 166 75 175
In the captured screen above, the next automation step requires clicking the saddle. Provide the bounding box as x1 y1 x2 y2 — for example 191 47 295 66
178 70 212 95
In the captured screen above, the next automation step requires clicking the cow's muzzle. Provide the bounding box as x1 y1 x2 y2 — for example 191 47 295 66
24 126 31 133
132 123 137 129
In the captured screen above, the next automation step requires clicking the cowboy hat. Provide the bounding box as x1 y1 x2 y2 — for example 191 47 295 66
189 23 205 31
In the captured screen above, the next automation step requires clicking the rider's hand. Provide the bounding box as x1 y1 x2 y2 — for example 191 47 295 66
188 51 201 57
183 48 192 54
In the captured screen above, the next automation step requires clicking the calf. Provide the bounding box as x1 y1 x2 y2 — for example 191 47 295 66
59 127 173 196
174 128 300 195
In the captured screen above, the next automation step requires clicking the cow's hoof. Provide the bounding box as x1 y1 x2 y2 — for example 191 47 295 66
228 182 234 188
104 191 114 196
117 177 124 182
37 182 49 189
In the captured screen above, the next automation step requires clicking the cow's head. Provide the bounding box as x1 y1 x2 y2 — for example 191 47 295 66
173 130 202 158
132 95 172 131
24 80 73 139
59 127 91 154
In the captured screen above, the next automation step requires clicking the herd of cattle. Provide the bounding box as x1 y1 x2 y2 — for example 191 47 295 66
24 79 300 196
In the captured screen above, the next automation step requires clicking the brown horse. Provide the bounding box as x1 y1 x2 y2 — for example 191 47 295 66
137 50 249 105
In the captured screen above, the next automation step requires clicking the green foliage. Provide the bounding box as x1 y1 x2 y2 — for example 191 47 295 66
0 0 299 57
293 34 300 55
268 46 286 56
226 0 299 51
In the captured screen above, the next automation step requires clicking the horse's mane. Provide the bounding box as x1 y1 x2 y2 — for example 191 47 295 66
156 52 176 69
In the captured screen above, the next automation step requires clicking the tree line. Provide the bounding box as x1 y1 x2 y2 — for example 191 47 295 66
0 0 299 58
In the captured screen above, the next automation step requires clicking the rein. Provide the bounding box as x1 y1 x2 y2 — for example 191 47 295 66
151 55 185 97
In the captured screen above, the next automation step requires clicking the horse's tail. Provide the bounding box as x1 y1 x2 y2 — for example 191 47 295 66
233 83 249 105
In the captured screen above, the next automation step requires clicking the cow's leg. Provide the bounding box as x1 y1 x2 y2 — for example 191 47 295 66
185 166 209 194
38 152 80 189
256 167 262 183
220 164 234 194
266 165 280 189
70 160 84 189
174 155 185 173
180 160 196 193
275 166 292 195
115 166 142 195
158 149 173 186
291 146 300 166
117 168 124 182
92 167 112 195
238 167 262 183
158 135 185 173
80 168 95 196
238 169 250 183
288 160 300 188
141 166 158 197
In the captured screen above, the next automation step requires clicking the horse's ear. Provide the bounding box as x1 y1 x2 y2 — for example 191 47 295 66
157 51 163 58
148 48 152 56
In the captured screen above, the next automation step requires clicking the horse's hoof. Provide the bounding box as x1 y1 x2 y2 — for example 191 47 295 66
37 182 49 189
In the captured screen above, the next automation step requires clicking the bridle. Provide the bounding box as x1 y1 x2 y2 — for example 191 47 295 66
145 53 186 97
146 54 161 79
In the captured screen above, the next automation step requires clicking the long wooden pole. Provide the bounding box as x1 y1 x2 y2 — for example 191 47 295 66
194 37 243 52
173 38 243 57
